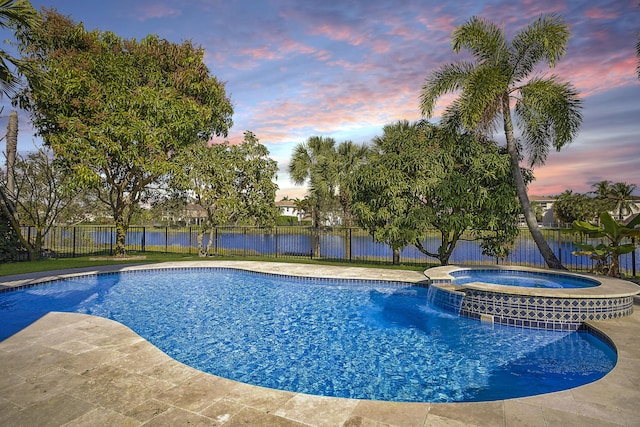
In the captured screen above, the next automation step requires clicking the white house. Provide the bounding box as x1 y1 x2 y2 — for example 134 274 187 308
276 200 304 223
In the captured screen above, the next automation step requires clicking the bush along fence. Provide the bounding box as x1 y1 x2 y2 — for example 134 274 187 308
16 225 640 276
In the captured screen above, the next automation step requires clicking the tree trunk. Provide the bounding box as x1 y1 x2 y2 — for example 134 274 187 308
206 227 215 256
344 227 351 261
197 228 206 257
392 248 400 265
114 215 128 256
1 111 37 260
0 186 36 260
6 110 17 197
502 95 565 270
312 198 321 258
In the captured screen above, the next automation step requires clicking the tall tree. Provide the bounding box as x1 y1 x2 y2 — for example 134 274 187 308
171 132 278 256
335 140 369 228
15 9 233 256
3 146 77 258
234 131 280 226
350 120 522 266
420 14 582 270
289 136 339 257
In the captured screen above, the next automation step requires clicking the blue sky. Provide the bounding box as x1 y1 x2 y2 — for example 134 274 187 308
2 0 639 199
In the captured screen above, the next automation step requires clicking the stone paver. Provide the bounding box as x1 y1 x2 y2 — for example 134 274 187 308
0 261 638 426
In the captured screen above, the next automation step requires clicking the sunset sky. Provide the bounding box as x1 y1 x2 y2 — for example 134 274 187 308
2 0 639 199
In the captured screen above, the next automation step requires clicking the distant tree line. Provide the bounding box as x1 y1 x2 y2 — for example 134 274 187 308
554 181 638 224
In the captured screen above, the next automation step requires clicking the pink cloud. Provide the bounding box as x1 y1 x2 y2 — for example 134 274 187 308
311 23 369 47
235 77 424 147
584 8 620 20
238 38 331 66
416 14 458 35
326 59 377 73
134 3 181 21
241 45 280 61
554 55 637 96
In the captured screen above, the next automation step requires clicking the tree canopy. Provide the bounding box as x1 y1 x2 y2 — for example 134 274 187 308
350 120 523 265
171 132 279 256
553 190 606 225
15 9 233 255
3 146 77 257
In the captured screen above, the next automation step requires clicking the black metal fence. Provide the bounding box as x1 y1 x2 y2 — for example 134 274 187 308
17 225 639 276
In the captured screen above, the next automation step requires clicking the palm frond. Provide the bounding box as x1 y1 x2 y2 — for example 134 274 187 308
420 61 474 117
636 32 640 79
510 14 570 81
458 63 507 130
452 16 508 63
0 53 18 95
288 143 312 185
0 0 40 30
514 76 582 166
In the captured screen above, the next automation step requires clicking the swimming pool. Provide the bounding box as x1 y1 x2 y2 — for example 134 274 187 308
450 269 600 288
0 267 616 403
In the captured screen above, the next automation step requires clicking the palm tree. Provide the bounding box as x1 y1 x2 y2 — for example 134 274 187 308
420 14 582 270
0 0 40 260
610 182 637 220
334 140 369 260
291 197 309 224
0 0 39 97
590 180 612 199
289 136 338 257
335 140 369 228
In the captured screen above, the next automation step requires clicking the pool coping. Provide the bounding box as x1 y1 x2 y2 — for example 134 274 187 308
424 265 640 298
1 260 639 426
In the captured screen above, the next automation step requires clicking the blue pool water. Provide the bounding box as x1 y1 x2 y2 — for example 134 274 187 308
451 269 600 288
0 268 615 402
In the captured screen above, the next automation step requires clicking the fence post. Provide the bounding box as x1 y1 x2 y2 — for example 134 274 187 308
310 227 315 259
275 227 278 258
72 226 76 258
243 227 247 257
557 228 562 264
189 226 192 255
142 227 146 253
632 237 636 277
110 227 114 255
165 227 168 253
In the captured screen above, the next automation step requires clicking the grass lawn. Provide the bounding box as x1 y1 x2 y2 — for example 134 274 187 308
0 253 429 277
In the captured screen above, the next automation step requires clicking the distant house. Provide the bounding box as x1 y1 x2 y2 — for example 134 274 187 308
276 200 304 223
530 196 558 226
184 204 208 225
161 203 208 226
